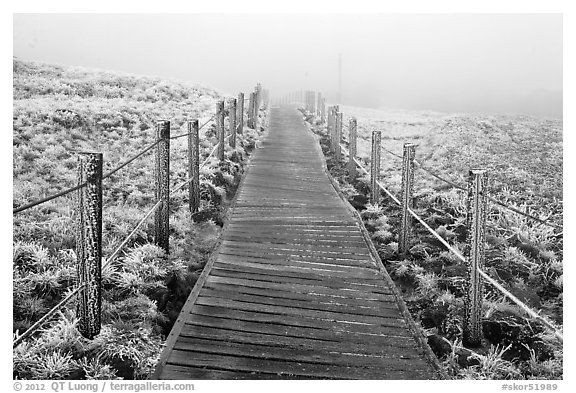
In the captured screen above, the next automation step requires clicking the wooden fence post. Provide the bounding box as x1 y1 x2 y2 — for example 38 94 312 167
463 169 489 347
216 101 225 162
331 105 339 154
237 92 244 134
187 119 200 213
327 106 334 151
76 152 103 339
253 90 259 130
155 120 170 254
348 117 357 181
247 93 255 129
399 143 417 256
335 112 342 161
229 98 237 148
370 130 381 205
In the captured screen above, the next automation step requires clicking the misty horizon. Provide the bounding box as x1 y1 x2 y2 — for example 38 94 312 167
13 13 563 118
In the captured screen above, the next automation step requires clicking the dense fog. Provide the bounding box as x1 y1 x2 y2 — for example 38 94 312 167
14 13 562 118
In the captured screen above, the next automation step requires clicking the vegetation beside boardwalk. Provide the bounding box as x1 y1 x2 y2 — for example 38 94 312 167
13 59 266 379
305 106 563 379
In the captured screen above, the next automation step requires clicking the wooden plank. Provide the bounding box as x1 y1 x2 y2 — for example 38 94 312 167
167 347 432 379
173 336 429 368
212 265 381 286
218 249 376 268
226 221 360 227
212 259 385 281
207 271 393 296
190 304 410 335
221 239 373 257
160 364 303 380
198 288 398 317
185 314 416 344
203 281 395 306
215 254 382 278
195 296 404 325
179 324 420 356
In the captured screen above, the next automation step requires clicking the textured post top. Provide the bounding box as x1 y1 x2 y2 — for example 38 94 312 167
77 152 103 158
469 168 488 175
157 120 170 138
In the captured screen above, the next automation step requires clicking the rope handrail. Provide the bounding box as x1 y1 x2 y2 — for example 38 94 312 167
477 268 563 342
171 135 233 195
340 142 563 342
14 129 233 346
14 112 223 214
102 199 163 270
13 139 162 215
351 133 562 230
13 283 86 348
102 140 161 180
169 114 217 140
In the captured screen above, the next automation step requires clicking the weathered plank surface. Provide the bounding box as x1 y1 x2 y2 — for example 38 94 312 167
154 106 442 380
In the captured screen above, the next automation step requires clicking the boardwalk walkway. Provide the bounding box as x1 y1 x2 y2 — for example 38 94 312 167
154 106 442 379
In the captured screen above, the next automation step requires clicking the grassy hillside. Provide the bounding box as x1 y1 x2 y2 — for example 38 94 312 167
13 59 266 379
307 104 563 379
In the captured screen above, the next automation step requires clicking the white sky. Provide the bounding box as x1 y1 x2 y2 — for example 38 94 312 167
13 13 562 116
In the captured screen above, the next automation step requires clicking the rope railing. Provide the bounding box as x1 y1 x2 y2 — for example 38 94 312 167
13 139 162 215
14 113 223 215
315 105 563 344
13 283 86 348
102 199 164 270
170 114 216 140
102 139 161 180
170 134 232 196
13 84 267 348
374 141 563 230
344 142 564 343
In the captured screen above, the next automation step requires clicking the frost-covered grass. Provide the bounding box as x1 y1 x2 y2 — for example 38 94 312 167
13 59 267 379
306 104 563 380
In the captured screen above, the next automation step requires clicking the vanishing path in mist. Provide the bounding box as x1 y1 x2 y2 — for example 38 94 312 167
153 106 442 379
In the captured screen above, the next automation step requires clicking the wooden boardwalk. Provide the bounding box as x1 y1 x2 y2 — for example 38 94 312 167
154 106 442 379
